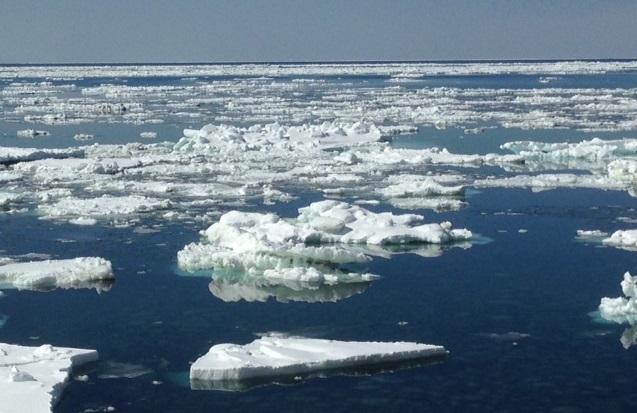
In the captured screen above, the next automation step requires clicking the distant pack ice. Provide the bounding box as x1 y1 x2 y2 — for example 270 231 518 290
0 343 98 413
190 335 447 391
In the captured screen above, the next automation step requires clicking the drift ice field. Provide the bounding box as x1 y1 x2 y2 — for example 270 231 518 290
2 61 637 412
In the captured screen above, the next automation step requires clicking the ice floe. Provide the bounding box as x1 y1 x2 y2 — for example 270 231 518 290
0 257 114 291
177 200 471 286
175 121 384 153
190 335 447 391
0 343 98 413
17 129 50 138
0 147 83 166
599 272 637 325
502 138 637 171
38 195 172 222
602 230 637 251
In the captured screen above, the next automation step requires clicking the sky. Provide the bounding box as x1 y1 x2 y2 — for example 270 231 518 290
2 0 636 64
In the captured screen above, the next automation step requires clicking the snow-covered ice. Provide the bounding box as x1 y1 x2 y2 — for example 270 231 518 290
0 257 114 290
178 200 471 285
38 195 172 221
502 138 637 162
175 121 384 152
602 230 637 251
0 147 83 166
599 272 637 325
190 335 447 391
0 343 98 413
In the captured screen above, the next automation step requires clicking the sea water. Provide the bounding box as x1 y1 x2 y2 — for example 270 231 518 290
1 62 637 412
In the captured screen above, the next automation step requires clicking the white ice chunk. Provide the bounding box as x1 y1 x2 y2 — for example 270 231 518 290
599 272 637 324
377 176 465 199
474 173 629 192
502 138 637 163
0 343 98 413
17 129 50 138
190 335 447 386
0 257 114 290
576 229 609 238
0 147 83 165
177 201 471 284
38 195 171 219
608 159 637 182
175 121 384 153
602 230 637 251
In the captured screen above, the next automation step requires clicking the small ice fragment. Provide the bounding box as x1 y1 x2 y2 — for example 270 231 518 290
140 132 157 139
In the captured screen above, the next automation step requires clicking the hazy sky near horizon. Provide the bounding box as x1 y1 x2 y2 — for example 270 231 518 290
2 0 636 64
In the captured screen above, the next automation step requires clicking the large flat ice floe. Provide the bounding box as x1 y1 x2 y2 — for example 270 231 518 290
0 343 98 413
0 257 114 291
190 335 447 391
178 200 472 286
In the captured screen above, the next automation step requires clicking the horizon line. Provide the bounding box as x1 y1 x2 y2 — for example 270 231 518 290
3 58 637 66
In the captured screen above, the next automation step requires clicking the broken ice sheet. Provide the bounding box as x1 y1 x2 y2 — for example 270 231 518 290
0 343 98 413
177 200 472 295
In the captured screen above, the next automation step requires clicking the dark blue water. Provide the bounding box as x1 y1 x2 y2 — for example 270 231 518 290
2 63 637 412
0 186 635 412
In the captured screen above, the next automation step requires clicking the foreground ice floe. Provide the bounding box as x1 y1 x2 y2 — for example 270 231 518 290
0 343 98 413
190 335 447 391
178 200 472 288
0 257 114 291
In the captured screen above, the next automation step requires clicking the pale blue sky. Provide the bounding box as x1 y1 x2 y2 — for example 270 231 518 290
2 0 636 63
